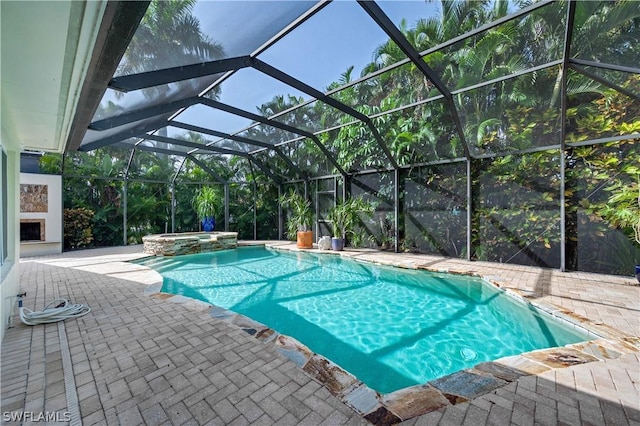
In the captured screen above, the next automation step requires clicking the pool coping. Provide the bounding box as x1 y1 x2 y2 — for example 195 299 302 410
139 243 640 425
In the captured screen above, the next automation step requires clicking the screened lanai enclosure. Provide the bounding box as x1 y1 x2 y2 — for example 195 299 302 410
32 0 639 276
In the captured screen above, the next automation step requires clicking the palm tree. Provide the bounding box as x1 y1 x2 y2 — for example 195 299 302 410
108 0 226 109
117 0 224 75
542 0 640 107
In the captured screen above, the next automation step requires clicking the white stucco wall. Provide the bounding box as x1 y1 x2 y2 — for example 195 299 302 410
1 135 21 342
19 172 63 257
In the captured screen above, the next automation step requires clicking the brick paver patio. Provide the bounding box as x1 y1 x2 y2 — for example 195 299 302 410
1 243 639 425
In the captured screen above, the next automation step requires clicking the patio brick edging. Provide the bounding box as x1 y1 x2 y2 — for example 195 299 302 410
139 245 640 425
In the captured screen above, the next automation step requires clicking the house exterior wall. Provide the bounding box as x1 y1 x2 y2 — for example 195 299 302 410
1 131 21 342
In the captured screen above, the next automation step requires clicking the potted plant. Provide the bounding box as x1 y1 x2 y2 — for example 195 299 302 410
279 190 313 249
601 175 640 282
327 196 375 251
193 186 220 232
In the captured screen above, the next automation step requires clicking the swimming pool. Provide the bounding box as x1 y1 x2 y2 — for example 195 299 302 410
139 246 591 393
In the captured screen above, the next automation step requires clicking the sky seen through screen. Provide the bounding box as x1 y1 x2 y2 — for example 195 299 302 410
184 0 441 134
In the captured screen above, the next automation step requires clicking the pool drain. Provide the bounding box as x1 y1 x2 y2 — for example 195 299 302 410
460 347 477 361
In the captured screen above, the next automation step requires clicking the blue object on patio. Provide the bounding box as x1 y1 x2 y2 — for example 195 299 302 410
331 237 345 251
202 216 215 232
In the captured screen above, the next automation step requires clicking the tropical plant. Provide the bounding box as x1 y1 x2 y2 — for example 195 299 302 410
117 0 224 75
564 138 640 275
279 190 312 240
192 186 220 221
63 208 94 249
375 212 396 251
328 196 375 239
600 175 640 247
38 153 63 174
255 182 279 240
96 0 226 121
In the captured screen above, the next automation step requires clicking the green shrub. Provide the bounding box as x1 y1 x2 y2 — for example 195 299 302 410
64 208 94 250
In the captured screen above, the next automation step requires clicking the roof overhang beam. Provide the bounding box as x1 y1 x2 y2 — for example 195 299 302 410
108 56 253 92
78 119 167 151
88 96 199 131
65 1 150 151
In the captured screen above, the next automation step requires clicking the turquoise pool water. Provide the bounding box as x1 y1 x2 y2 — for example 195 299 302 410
138 246 591 393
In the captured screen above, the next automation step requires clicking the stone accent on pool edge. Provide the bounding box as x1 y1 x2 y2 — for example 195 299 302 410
143 289 640 426
142 231 238 256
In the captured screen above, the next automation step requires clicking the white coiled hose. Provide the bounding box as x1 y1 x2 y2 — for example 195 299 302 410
19 298 91 326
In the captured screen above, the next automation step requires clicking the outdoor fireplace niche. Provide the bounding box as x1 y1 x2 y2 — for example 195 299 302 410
18 176 61 256
20 219 45 242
